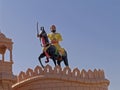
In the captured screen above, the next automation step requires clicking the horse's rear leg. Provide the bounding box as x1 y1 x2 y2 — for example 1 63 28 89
57 60 61 66
52 58 57 67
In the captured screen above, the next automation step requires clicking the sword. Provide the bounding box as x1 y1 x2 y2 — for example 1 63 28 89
37 22 42 47
37 21 39 35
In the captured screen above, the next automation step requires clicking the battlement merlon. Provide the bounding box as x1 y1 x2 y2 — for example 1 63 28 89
16 65 110 86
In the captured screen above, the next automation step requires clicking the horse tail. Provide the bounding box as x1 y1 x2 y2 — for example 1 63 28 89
63 50 69 66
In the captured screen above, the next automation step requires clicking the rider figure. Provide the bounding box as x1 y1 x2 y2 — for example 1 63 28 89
47 25 65 60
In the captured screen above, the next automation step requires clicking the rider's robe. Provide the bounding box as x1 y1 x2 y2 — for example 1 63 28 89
48 32 65 55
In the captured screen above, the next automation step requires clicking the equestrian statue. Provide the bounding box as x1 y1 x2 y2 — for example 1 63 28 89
37 23 69 68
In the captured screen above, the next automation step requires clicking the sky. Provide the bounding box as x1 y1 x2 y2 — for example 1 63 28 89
0 0 120 90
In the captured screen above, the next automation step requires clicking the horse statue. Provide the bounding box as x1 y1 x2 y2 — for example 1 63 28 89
37 26 69 68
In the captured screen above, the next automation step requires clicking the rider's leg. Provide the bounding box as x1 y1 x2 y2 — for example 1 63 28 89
58 49 63 60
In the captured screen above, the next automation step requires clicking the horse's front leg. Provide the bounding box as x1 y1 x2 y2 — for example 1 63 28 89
38 53 45 68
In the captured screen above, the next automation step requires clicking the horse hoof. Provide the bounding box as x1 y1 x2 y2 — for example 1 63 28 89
45 60 49 63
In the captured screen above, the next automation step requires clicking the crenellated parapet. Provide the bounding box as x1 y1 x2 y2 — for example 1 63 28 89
16 65 109 85
12 65 110 90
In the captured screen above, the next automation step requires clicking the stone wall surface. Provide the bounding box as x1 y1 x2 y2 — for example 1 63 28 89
12 65 110 90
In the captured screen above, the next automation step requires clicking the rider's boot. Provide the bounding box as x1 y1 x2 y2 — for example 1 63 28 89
45 57 49 63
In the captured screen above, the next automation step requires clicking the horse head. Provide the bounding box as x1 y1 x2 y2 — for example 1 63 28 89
39 27 49 46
